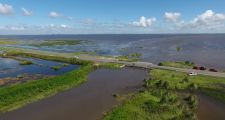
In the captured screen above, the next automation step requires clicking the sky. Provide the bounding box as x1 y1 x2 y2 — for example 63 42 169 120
0 0 225 34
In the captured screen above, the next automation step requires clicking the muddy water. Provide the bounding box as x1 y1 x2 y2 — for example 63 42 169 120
0 67 147 120
198 94 225 120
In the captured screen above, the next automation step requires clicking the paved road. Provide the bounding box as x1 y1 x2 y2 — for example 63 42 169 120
76 55 225 78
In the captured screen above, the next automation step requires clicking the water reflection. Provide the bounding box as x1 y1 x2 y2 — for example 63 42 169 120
0 58 78 78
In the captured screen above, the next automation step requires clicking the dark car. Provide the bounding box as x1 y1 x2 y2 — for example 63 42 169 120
193 66 200 70
199 66 206 70
209 68 218 72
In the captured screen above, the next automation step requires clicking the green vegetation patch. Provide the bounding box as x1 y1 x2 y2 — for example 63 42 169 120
0 40 17 45
116 53 142 62
0 65 94 113
50 63 69 71
97 62 125 69
158 61 195 68
105 88 197 120
19 60 33 65
32 40 84 47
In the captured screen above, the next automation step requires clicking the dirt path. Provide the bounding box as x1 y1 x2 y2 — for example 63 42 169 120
0 67 147 120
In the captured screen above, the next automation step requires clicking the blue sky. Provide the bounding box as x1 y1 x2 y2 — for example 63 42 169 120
0 0 225 34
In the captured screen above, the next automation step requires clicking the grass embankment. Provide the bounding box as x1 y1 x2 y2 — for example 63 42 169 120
0 65 94 113
0 48 90 65
104 61 225 120
158 61 194 68
32 40 83 47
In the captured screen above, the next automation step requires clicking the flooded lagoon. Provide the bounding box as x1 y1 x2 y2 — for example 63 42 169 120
0 67 147 120
0 57 78 78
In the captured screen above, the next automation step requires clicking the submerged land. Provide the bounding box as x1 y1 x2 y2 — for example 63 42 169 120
0 37 225 120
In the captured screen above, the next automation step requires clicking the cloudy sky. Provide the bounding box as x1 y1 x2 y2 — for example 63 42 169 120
0 0 225 34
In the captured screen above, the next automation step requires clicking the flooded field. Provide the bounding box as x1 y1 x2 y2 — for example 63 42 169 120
0 67 147 120
2 34 225 70
0 57 78 78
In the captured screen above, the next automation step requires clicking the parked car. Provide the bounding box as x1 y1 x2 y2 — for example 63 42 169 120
199 66 206 70
189 72 198 76
209 68 218 72
193 66 200 70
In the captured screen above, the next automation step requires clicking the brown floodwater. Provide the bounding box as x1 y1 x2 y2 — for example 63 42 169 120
0 67 147 120
197 93 225 120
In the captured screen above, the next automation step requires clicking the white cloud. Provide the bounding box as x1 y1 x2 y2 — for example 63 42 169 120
165 10 225 32
189 10 225 28
21 8 32 16
132 16 156 27
0 3 13 15
49 11 62 18
49 11 73 20
0 25 25 31
60 24 69 28
47 24 70 29
164 12 181 23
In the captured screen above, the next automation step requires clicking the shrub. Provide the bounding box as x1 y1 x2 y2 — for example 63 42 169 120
189 83 198 90
158 62 163 66
184 95 198 110
19 60 33 65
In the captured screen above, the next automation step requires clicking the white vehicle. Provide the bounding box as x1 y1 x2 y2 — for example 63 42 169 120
73 56 79 59
189 72 197 76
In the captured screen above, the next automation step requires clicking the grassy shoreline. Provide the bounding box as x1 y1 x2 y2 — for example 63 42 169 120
0 65 94 113
104 61 225 120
